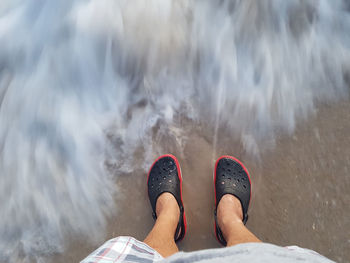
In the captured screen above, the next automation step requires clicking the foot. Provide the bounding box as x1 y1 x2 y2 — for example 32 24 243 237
144 192 181 257
216 194 261 246
214 156 251 246
147 154 187 242
217 194 244 240
156 192 180 224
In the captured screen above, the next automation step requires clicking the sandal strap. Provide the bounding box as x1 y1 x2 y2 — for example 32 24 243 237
174 207 185 242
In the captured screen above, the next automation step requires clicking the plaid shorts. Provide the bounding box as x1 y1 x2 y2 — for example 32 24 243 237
81 236 163 263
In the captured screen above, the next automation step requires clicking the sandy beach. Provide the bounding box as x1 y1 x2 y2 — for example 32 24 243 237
51 99 350 263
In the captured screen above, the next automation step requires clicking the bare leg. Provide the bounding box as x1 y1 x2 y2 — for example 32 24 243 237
217 194 261 246
144 193 180 257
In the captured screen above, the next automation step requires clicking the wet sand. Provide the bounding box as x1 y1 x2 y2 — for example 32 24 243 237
51 100 350 263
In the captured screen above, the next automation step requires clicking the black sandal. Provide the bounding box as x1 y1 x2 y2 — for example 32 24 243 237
214 155 251 246
147 154 187 242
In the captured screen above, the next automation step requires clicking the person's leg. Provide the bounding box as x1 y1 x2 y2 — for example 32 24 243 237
217 194 261 247
144 192 180 257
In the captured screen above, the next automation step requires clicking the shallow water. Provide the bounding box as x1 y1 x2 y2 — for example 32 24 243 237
0 1 350 262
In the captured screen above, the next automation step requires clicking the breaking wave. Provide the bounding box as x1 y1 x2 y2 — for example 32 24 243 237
0 0 349 261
